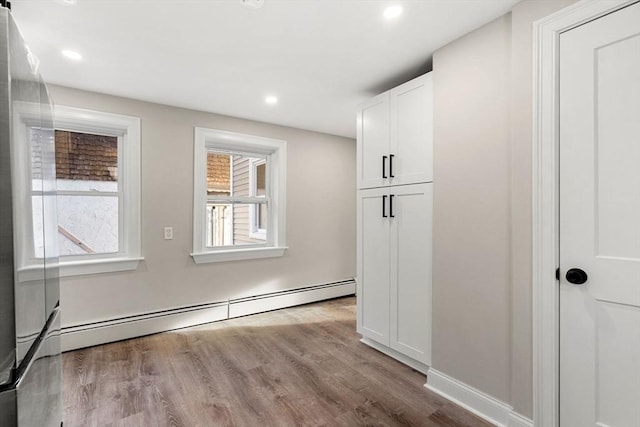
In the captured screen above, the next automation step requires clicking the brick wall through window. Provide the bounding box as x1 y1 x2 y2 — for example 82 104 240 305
207 153 230 195
55 130 118 181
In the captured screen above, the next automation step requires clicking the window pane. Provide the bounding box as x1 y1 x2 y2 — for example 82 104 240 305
57 195 118 255
55 130 118 191
207 152 231 195
207 152 267 198
257 203 268 230
206 203 268 247
256 162 266 196
57 179 117 192
232 154 265 197
206 203 231 246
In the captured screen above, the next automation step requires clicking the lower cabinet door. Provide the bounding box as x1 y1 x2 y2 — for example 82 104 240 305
389 183 432 365
357 187 391 345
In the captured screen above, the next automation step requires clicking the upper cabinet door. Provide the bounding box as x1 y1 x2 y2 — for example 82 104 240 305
389 74 433 187
357 92 389 190
357 73 433 190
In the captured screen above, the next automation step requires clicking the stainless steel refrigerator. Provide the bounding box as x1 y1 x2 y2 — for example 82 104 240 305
0 4 62 426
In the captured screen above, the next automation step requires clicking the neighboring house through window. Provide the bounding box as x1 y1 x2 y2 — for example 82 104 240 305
192 127 287 263
16 104 142 276
55 130 119 256
249 158 267 240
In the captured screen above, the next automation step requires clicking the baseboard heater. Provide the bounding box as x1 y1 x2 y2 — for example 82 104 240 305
61 279 355 352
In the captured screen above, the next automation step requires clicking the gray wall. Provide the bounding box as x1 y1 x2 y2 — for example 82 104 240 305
48 85 356 328
432 0 575 418
432 12 513 404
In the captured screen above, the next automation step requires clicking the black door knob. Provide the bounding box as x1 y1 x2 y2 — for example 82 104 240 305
566 268 588 285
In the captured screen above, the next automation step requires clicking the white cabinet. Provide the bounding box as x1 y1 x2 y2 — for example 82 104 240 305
357 187 391 344
356 72 433 372
356 184 432 366
356 73 433 190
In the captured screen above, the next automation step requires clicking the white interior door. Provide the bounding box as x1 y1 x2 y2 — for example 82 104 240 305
559 3 640 426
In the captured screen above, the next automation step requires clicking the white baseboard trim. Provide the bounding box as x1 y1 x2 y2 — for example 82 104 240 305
61 301 229 352
229 279 355 318
508 412 534 427
360 337 430 375
62 279 355 352
425 369 532 427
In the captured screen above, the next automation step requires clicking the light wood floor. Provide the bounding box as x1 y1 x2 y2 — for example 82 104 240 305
63 297 491 426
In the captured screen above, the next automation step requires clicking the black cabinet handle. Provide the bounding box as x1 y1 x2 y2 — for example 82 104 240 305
382 195 387 218
382 156 387 179
389 154 395 178
389 195 395 218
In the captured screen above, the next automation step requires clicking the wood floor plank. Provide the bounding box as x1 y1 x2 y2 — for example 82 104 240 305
62 296 492 426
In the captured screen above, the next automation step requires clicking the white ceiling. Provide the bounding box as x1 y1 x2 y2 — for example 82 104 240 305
12 0 520 139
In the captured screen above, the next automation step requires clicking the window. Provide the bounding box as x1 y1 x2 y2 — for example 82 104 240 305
249 158 267 240
55 130 119 256
192 128 287 263
16 104 142 276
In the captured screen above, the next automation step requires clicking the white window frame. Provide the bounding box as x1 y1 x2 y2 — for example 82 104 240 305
192 128 287 264
14 103 142 277
248 157 267 240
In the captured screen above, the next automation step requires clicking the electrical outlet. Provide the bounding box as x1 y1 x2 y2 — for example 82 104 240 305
163 227 173 240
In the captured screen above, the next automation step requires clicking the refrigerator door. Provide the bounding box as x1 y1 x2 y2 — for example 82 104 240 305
0 387 17 426
40 78 59 317
7 8 48 369
0 7 17 387
17 308 61 427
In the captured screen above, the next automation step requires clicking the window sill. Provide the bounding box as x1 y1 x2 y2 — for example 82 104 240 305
60 257 144 277
249 231 267 241
191 246 287 264
16 257 143 281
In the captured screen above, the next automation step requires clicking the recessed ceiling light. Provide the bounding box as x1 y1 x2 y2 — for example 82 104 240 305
61 49 82 61
383 5 403 20
265 95 278 105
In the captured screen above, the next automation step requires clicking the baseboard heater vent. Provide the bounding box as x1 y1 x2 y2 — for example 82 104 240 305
61 278 355 352
228 279 355 318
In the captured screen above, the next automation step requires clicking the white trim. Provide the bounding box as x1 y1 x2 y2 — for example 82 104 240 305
248 157 267 240
191 246 286 264
16 257 144 281
61 301 229 351
426 369 515 427
61 279 355 351
11 103 43 268
532 1 637 426
360 337 430 375
228 279 355 318
59 257 143 276
54 106 139 137
193 128 286 263
508 412 534 427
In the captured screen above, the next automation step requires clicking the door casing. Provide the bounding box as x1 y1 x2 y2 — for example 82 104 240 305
532 1 639 426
